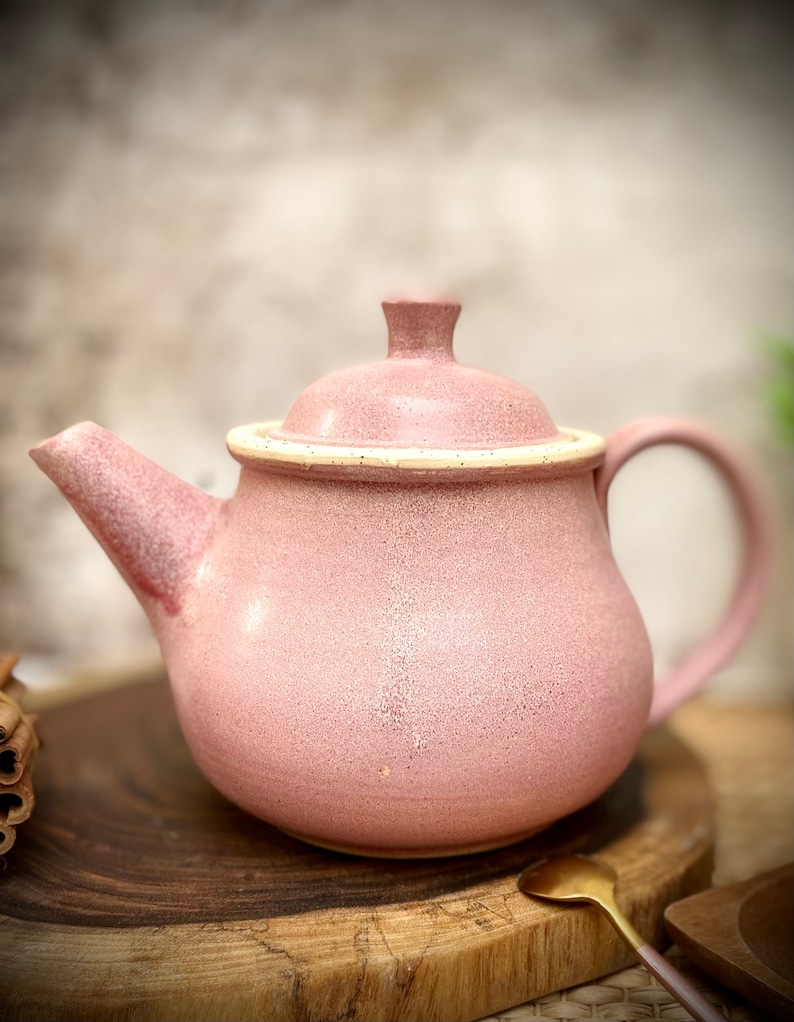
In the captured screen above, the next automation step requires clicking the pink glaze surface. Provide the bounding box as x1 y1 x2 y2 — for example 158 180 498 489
270 300 562 449
28 299 772 857
596 418 773 727
29 422 222 618
160 469 653 856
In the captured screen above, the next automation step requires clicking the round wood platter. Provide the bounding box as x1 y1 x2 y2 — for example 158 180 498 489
0 675 713 1022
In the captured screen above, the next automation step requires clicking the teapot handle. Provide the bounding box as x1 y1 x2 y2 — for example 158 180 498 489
594 417 773 727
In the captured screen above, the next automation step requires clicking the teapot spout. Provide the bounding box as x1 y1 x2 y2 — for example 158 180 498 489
30 421 224 618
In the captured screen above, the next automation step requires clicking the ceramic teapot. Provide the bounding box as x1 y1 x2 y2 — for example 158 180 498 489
30 299 770 857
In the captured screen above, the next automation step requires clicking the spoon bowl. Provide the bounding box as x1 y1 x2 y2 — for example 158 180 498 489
518 854 645 948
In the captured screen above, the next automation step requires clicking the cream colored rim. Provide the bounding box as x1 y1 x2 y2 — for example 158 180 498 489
227 421 605 470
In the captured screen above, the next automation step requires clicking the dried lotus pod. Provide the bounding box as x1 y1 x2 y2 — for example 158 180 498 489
0 655 39 860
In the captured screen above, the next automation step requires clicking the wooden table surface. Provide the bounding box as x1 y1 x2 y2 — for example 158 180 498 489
667 697 793 886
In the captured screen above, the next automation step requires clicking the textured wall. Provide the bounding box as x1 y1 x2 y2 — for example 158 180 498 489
1 0 791 697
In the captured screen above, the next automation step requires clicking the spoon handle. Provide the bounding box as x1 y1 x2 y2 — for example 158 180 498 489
636 944 727 1022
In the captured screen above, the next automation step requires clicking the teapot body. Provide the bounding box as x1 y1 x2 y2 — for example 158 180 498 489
29 300 770 857
162 465 653 857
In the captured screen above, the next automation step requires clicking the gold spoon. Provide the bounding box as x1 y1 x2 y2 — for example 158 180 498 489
518 855 726 1022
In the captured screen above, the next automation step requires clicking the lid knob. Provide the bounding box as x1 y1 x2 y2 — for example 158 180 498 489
382 298 461 362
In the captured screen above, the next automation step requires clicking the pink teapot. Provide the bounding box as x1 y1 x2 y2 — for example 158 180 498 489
30 299 770 857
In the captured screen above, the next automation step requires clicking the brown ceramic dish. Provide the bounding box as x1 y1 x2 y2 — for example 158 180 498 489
665 863 794 1022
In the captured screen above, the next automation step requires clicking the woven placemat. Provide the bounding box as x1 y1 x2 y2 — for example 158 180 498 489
479 949 768 1021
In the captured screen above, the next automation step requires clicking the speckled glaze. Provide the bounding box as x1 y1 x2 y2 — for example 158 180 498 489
29 299 772 857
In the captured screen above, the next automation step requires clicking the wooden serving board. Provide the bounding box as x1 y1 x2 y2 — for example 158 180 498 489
1 675 713 1022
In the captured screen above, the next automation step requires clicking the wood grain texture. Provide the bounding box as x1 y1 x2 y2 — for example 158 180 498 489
0 674 714 1022
665 863 794 1022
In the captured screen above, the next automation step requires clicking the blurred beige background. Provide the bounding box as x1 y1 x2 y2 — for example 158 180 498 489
1 0 791 698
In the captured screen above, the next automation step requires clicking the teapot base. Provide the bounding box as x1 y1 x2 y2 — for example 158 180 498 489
281 824 546 859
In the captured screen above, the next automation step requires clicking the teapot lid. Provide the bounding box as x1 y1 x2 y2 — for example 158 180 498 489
227 298 605 475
